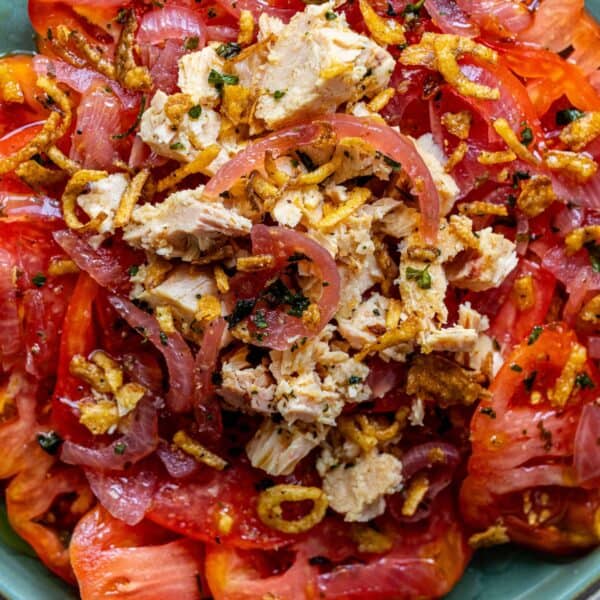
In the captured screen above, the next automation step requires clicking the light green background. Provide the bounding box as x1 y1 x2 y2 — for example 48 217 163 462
0 0 599 598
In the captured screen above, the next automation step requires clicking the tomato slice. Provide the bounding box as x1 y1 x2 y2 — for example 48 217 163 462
205 496 471 600
147 460 299 549
71 506 205 600
6 443 92 583
461 323 600 552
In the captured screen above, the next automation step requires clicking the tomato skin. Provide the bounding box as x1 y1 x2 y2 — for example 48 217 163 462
461 323 600 553
71 506 205 600
205 496 471 600
148 460 299 550
487 259 556 353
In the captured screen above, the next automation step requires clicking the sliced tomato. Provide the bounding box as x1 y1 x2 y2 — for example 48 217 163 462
71 506 205 600
0 217 77 378
51 272 99 442
6 443 92 582
206 496 471 600
487 258 556 352
489 42 600 115
147 459 299 549
461 323 600 552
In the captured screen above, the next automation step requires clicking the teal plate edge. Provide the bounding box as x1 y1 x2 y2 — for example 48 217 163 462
1 0 600 598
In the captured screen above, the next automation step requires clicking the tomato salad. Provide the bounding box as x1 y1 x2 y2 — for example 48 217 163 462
1 0 600 597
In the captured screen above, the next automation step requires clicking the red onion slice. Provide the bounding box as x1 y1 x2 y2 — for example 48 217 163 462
108 296 195 413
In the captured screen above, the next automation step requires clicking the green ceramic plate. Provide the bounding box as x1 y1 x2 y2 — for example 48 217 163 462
1 1 600 598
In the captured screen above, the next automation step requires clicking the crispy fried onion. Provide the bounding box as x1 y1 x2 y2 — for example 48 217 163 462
547 343 587 408
62 169 109 231
55 25 116 80
237 10 255 46
339 413 400 452
114 168 150 228
115 9 153 92
401 33 499 100
565 225 600 254
0 77 72 175
317 187 372 231
15 160 68 188
157 145 221 192
359 0 406 46
544 150 598 183
257 484 328 533
47 145 80 174
356 316 420 361
492 118 539 165
173 430 228 470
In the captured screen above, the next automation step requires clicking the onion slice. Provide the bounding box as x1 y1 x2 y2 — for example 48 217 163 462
108 296 196 413
61 398 158 470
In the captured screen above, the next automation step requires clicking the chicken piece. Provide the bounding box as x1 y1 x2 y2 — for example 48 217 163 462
446 226 517 291
139 90 222 163
250 3 394 129
217 348 276 413
337 293 388 350
379 202 420 239
331 138 393 184
271 185 324 228
123 186 252 260
309 208 383 317
138 265 219 322
178 47 225 108
76 173 129 246
414 133 459 216
322 450 403 522
269 325 370 425
456 302 503 378
421 325 478 353
246 418 327 476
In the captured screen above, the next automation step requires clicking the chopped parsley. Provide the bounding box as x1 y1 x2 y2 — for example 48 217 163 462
253 309 269 329
128 265 139 277
169 141 185 150
527 325 543 345
263 279 310 318
480 407 496 419
575 372 595 389
523 370 538 392
116 8 129 24
37 431 62 455
510 363 523 372
114 442 127 455
273 89 286 100
325 10 337 19
188 105 202 119
225 298 256 329
348 375 363 385
520 124 533 147
586 241 600 273
381 154 401 171
511 170 531 189
406 265 432 290
32 273 46 288
184 36 200 51
208 69 239 93
159 331 169 346
216 42 242 59
402 0 425 15
556 108 584 126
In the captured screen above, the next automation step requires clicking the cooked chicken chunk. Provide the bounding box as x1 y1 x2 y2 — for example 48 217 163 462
322 450 403 521
123 187 252 260
246 418 327 476
247 3 394 129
